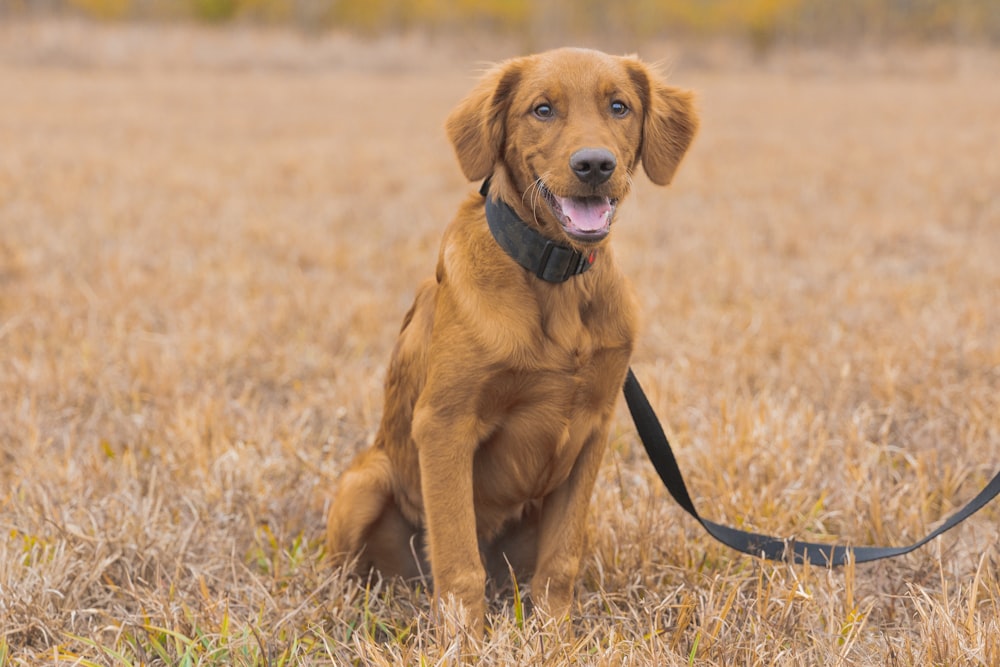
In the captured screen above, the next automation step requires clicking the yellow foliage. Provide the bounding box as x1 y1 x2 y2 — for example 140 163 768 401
324 0 529 31
455 0 530 27
189 0 237 22
643 0 800 33
237 0 295 23
67 0 131 20
735 0 802 30
25 0 1000 43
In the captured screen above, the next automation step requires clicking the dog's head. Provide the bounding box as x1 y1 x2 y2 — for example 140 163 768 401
446 47 698 249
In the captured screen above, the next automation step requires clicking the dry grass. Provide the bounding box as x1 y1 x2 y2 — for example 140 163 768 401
2 21 999 666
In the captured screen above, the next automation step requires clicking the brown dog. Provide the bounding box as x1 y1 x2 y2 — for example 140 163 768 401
326 47 697 627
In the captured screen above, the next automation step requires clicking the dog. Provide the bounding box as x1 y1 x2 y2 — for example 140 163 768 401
326 47 697 629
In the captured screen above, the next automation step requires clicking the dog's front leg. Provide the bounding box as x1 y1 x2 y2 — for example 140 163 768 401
531 421 612 624
412 402 487 631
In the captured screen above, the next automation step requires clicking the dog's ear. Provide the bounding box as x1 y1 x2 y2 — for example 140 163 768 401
446 60 523 182
625 59 699 186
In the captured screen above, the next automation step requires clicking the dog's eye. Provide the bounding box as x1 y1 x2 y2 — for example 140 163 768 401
610 100 629 117
533 103 553 119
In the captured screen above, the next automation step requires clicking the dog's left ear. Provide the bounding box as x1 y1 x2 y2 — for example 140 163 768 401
446 59 523 182
624 59 699 186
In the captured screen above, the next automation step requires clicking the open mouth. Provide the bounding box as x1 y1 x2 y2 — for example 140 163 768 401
538 182 617 242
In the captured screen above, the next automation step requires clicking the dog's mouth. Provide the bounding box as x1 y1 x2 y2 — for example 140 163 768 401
538 182 617 242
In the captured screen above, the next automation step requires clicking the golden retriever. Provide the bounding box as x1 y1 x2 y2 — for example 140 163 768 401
326 47 697 629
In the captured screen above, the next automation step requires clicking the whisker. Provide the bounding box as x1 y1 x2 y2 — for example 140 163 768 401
528 174 551 226
522 178 541 208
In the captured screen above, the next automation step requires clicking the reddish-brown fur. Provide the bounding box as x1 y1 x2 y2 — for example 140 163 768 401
326 47 697 628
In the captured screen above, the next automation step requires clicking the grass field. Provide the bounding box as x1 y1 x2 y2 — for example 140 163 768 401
1 22 999 665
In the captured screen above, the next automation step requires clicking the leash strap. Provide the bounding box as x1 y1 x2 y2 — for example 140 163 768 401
624 367 1000 565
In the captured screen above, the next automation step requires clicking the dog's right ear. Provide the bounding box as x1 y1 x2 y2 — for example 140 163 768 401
446 60 523 182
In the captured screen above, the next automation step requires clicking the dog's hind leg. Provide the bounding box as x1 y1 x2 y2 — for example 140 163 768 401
326 447 425 579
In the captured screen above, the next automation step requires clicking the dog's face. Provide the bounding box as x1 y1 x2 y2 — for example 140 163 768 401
447 48 698 248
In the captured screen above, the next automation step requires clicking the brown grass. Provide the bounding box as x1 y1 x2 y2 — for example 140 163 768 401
1 21 999 666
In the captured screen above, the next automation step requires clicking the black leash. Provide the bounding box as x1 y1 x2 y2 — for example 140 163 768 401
475 180 1000 565
624 368 1000 565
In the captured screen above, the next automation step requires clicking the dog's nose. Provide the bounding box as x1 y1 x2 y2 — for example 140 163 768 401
570 148 616 185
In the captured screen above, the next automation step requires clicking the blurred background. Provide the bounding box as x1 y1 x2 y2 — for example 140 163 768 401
1 1 998 662
3 0 1000 57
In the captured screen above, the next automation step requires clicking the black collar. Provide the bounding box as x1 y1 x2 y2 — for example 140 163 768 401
481 179 595 283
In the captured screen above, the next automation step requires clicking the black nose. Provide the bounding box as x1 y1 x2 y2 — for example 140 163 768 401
570 147 616 185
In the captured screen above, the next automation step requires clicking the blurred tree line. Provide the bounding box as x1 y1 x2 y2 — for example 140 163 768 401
3 0 999 47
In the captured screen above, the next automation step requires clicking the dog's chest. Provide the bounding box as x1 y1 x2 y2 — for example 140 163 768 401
536 289 606 363
471 342 626 523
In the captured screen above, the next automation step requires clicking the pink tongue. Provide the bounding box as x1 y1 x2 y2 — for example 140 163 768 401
556 196 611 232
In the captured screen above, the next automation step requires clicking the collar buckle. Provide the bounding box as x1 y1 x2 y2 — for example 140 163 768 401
536 240 558 281
537 241 587 282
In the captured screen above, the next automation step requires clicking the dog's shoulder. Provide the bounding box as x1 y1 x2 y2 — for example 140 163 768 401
426 195 539 358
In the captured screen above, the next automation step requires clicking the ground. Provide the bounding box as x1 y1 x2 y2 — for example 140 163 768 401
1 21 999 665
